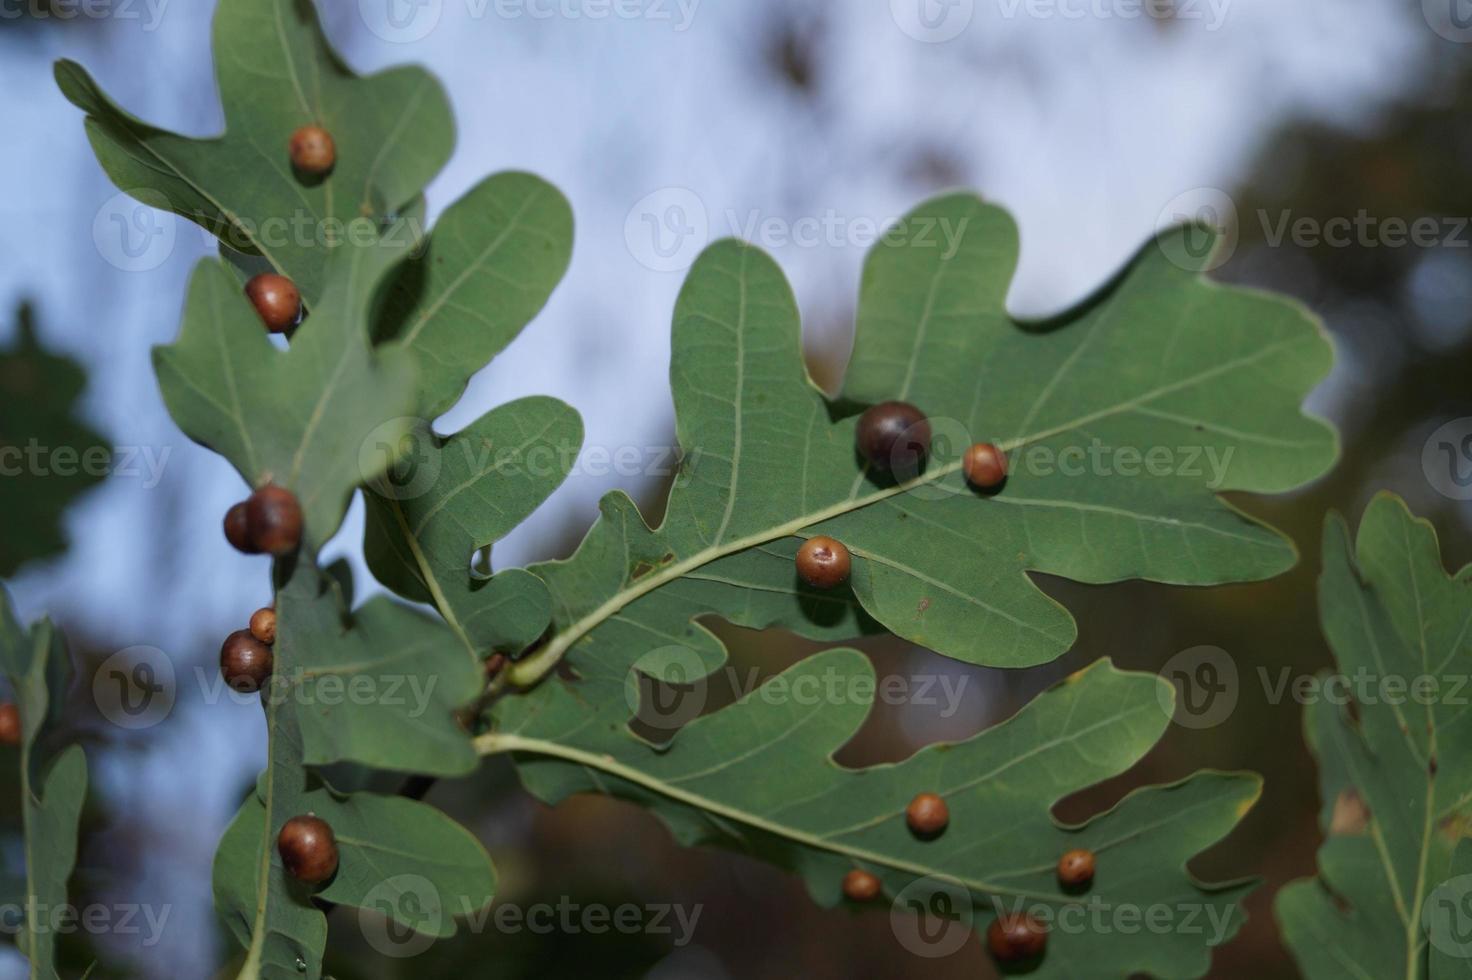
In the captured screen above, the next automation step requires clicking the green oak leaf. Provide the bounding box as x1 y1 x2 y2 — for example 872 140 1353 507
363 397 583 658
211 557 490 978
372 171 575 420
213 759 494 979
268 555 483 778
1278 494 1472 980
0 304 109 577
153 229 420 553
1 588 88 980
507 194 1336 689
55 0 453 303
357 174 581 660
484 653 1257 978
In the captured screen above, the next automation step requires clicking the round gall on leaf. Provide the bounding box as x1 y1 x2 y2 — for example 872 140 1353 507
987 912 1048 962
906 792 949 838
220 629 274 693
244 273 301 334
856 401 930 474
962 442 1008 489
796 535 852 589
277 814 338 885
289 125 336 177
246 485 303 557
842 869 882 902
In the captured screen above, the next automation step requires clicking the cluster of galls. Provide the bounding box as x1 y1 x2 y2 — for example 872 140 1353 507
841 832 1098 965
227 137 321 550
982 849 1097 962
795 400 1008 590
835 745 1096 963
220 606 276 693
219 128 342 891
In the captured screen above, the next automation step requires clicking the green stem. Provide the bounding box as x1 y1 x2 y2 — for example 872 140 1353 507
19 721 38 980
503 456 966 689
385 495 477 659
505 339 1298 689
237 657 282 980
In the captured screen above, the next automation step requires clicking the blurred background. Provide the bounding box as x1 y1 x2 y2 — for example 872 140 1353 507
2 0 1471 976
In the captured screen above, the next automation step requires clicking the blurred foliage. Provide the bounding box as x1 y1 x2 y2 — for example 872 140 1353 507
0 304 108 577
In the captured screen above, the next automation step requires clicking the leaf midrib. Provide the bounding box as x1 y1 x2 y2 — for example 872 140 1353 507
507 332 1308 688
477 730 1069 904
